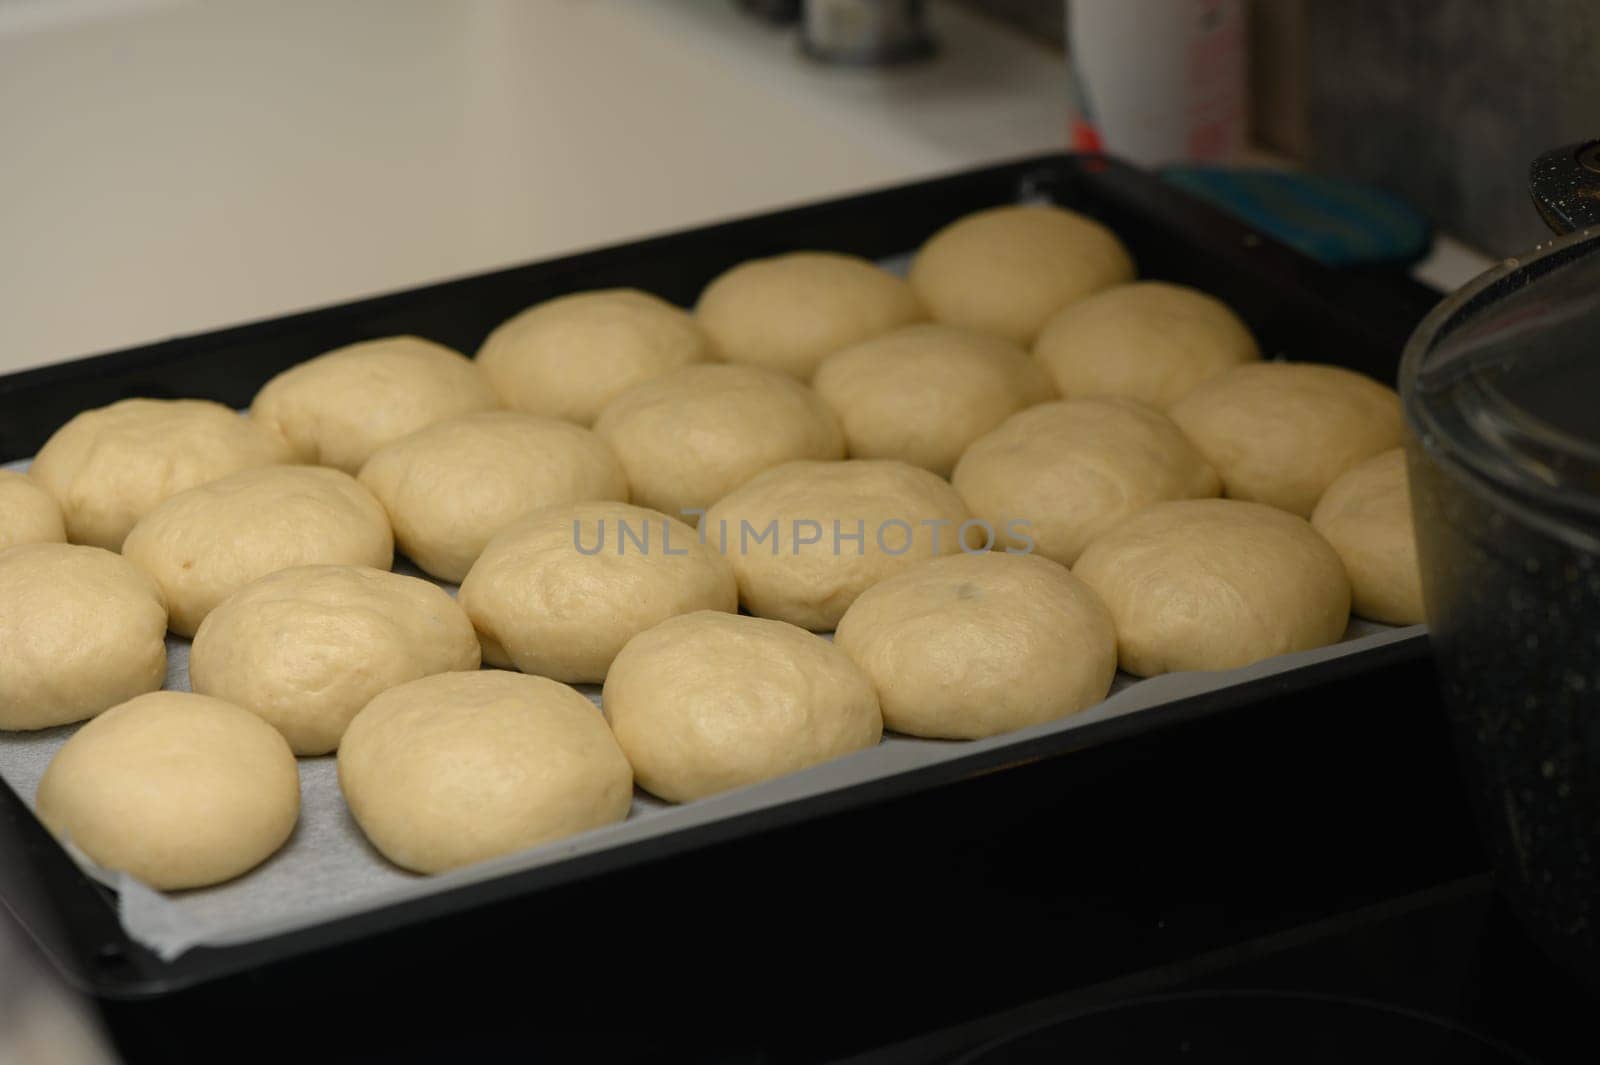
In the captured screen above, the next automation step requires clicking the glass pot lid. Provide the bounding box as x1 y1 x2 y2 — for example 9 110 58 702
1402 224 1600 526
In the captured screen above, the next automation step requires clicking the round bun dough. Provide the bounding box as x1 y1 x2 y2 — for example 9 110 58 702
37 691 299 890
122 466 393 636
835 552 1116 739
476 289 711 425
460 501 737 683
0 470 65 551
909 204 1135 345
1311 448 1425 625
190 565 481 755
0 544 167 730
357 412 628 582
250 336 499 473
703 459 972 630
1073 499 1351 677
29 399 293 549
339 670 633 874
603 611 881 802
952 398 1220 566
1169 362 1405 518
1033 281 1260 410
696 251 923 379
813 323 1057 477
594 364 844 521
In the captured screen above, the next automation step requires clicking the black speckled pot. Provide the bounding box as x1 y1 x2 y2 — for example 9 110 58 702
1403 155 1600 991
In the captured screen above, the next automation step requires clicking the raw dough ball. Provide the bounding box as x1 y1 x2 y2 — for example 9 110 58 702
357 412 628 582
339 670 633 874
0 544 166 730
0 470 65 550
952 398 1220 566
1169 362 1405 518
459 501 737 683
603 611 882 802
250 336 499 473
122 466 393 636
909 204 1135 345
703 459 972 630
190 565 481 755
696 251 923 379
1073 499 1351 677
835 552 1116 739
36 691 299 890
812 323 1057 477
594 364 844 522
1033 281 1260 410
1311 448 1425 625
476 289 712 425
28 399 293 549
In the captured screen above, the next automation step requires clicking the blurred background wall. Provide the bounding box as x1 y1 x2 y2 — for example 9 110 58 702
964 0 1600 256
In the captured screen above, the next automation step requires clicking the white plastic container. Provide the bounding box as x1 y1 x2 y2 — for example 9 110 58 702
1065 0 1247 166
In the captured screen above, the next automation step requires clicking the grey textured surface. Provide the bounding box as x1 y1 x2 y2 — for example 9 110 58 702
1305 0 1600 256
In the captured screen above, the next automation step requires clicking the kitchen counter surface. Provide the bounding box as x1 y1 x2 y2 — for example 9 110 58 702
0 0 1070 374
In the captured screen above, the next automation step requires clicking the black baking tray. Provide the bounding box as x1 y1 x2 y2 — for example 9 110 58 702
0 154 1472 1063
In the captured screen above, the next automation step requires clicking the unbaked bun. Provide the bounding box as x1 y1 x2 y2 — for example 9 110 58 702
951 398 1220 566
190 565 481 755
476 289 711 425
835 552 1116 739
1033 281 1259 410
1311 448 1425 625
122 466 393 636
357 412 628 582
0 470 65 551
1169 362 1405 517
0 544 167 730
812 323 1056 477
1073 498 1351 677
250 336 499 473
603 611 881 802
339 670 633 874
36 691 299 890
458 501 738 683
702 459 972 630
909 204 1135 345
696 251 923 379
28 398 292 549
594 363 844 522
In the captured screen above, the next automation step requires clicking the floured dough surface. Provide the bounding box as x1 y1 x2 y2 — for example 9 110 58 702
703 459 972 630
835 552 1117 739
358 411 628 582
250 336 499 473
1169 362 1405 517
696 251 923 379
190 565 480 755
952 398 1220 566
36 691 300 890
122 465 393 636
476 288 711 425
28 398 292 549
459 501 738 683
339 671 633 874
0 543 167 730
594 363 844 522
0 470 65 550
909 204 1135 345
1073 498 1351 677
1311 447 1425 625
603 611 882 802
813 323 1056 477
1033 281 1260 410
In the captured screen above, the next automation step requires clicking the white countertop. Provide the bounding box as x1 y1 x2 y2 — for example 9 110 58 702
0 0 1070 374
